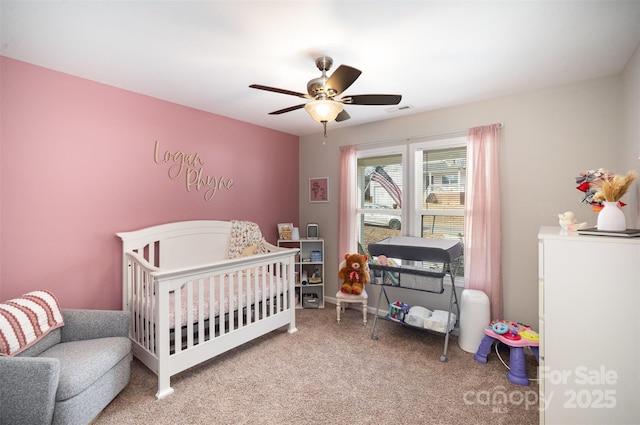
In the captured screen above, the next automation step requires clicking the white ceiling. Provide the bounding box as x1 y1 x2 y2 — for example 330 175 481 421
2 1 639 136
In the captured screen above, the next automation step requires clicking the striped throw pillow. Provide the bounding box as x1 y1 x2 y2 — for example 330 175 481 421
0 290 64 356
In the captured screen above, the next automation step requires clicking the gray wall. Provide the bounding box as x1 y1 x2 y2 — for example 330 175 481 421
298 42 640 329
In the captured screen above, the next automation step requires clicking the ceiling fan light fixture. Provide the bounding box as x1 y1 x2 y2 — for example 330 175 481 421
304 99 343 123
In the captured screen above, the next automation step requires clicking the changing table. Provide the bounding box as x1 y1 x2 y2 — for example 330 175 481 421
368 236 462 362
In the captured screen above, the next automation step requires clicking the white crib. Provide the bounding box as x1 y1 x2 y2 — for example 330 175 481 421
117 220 298 399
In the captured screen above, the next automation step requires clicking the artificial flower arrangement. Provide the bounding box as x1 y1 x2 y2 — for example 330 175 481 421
576 168 636 212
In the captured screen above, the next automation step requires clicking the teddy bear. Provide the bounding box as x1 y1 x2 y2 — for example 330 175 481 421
338 253 370 295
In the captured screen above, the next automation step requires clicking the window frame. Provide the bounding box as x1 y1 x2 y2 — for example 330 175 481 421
409 137 466 238
357 137 466 285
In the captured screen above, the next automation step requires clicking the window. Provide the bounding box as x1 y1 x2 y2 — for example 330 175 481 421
357 138 466 277
417 143 466 239
356 148 404 254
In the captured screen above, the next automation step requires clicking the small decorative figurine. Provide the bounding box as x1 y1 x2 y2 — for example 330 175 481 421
558 211 587 232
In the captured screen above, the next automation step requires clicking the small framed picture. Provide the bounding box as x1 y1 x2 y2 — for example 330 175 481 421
309 177 329 203
277 223 294 240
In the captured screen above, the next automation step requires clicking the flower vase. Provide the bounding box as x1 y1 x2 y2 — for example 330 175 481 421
596 201 626 231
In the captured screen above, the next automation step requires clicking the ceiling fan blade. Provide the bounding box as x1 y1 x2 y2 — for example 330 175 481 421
326 65 362 95
335 109 351 122
249 84 310 99
268 104 306 115
341 94 402 105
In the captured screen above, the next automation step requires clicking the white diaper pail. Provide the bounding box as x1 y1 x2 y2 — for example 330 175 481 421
458 289 490 353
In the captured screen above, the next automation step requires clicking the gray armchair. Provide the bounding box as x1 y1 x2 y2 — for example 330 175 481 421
0 309 132 425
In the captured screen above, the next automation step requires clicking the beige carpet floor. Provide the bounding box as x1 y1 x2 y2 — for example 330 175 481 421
95 304 539 425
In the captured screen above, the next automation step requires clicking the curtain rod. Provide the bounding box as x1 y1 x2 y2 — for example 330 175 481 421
357 122 504 150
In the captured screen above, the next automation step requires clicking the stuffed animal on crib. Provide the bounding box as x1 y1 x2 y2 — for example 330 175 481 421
338 253 370 295
558 211 588 232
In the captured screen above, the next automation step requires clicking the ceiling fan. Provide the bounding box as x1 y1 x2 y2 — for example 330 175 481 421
250 56 402 135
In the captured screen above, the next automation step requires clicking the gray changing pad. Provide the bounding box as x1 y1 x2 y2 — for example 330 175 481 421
368 236 462 263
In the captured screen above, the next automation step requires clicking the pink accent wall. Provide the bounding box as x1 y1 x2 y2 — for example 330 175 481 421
0 57 299 309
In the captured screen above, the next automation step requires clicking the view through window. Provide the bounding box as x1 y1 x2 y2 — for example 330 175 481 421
357 151 403 254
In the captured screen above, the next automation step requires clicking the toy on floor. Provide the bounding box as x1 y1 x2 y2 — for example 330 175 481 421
474 320 539 386
338 253 370 295
388 301 410 322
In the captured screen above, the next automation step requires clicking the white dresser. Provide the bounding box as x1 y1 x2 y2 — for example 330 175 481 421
538 226 640 424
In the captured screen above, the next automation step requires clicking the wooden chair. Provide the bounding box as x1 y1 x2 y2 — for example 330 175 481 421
335 288 368 325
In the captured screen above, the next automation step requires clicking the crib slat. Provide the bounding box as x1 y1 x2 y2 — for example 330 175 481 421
173 286 181 354
132 262 141 346
267 268 274 316
186 281 193 349
229 272 236 333
198 278 205 345
218 273 225 336
149 272 156 354
131 262 138 344
147 243 155 267
140 264 147 350
282 262 287 310
260 269 267 320
276 263 280 310
282 262 286 310
247 271 255 326
237 271 243 329
209 275 216 340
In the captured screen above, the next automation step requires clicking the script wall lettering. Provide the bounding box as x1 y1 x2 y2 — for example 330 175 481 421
154 140 234 201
